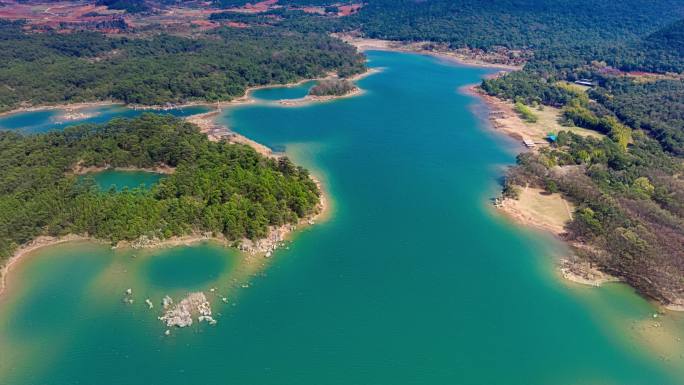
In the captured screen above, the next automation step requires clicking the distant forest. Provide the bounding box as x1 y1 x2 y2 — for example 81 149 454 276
0 20 365 111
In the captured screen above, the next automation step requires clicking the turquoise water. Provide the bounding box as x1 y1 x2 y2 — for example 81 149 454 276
251 81 315 101
0 105 210 134
82 170 164 191
1 51 683 385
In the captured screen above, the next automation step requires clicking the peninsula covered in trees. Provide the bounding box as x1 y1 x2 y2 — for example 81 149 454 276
0 114 321 263
0 19 365 112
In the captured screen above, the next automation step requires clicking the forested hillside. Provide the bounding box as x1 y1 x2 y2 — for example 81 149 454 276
0 20 365 111
478 16 684 304
0 114 320 262
266 0 684 49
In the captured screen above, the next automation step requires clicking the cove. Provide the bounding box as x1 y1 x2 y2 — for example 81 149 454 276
251 81 315 101
0 51 683 385
0 105 210 134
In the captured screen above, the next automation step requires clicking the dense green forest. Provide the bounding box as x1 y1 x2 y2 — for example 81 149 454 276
254 0 684 49
0 20 365 112
0 114 320 262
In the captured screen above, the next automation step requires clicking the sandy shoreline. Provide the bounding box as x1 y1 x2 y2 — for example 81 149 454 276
463 76 627 290
0 235 95 297
467 75 684 311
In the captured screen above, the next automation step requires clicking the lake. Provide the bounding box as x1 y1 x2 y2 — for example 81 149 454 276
0 51 682 385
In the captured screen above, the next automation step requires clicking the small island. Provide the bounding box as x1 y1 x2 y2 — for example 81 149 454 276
278 78 365 107
308 79 359 98
0 114 323 278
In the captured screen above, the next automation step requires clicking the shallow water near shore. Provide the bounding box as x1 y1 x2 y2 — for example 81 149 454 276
1 51 683 384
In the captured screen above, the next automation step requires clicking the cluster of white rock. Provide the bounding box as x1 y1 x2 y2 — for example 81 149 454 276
158 292 216 328
238 224 294 256
122 288 134 304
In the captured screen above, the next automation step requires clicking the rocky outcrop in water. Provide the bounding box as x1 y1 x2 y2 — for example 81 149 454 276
158 292 216 328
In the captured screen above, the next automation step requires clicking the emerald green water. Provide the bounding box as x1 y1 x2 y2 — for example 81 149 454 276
1 51 683 384
83 170 164 191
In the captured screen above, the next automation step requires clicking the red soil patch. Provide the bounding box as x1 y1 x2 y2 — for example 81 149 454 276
227 21 249 28
337 3 363 16
191 19 219 30
0 1 126 32
228 0 279 14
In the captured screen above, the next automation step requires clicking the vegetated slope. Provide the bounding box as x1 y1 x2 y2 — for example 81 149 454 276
0 20 365 111
341 0 684 49
646 18 684 52
0 114 320 262
479 17 684 304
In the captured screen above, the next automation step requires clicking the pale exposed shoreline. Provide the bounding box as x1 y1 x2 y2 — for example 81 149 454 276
471 85 625 290
466 76 684 312
72 163 176 175
462 79 615 289
337 34 524 71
